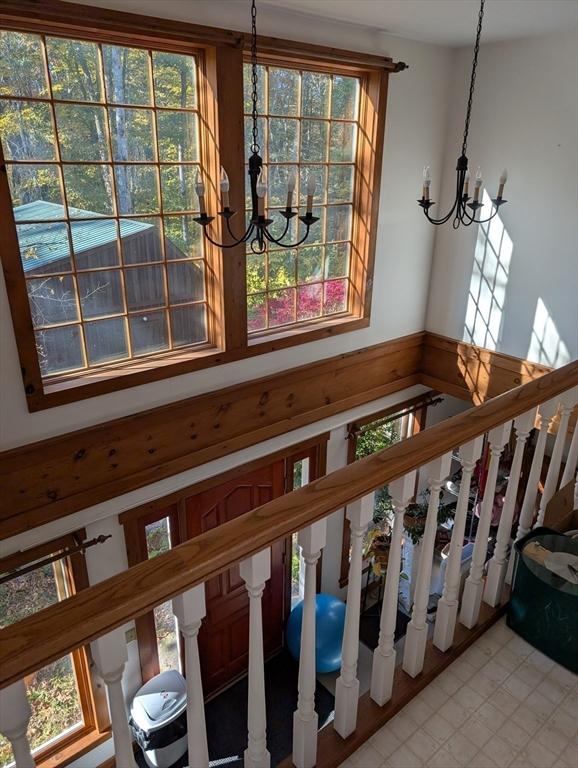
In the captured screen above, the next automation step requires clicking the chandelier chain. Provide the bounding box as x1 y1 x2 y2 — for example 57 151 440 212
461 0 485 157
250 0 260 154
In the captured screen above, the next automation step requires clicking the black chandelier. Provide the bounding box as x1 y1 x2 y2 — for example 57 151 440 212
418 0 508 229
194 0 318 253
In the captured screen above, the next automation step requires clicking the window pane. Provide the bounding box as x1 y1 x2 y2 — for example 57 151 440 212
164 215 203 260
244 116 267 159
47 38 103 102
64 165 114 217
301 71 330 118
247 294 266 332
0 31 48 97
55 104 109 161
328 165 354 203
27 275 78 327
102 44 152 106
243 63 266 113
152 51 196 108
157 111 198 162
109 107 155 161
125 265 165 310
331 76 359 120
170 303 207 346
168 260 204 304
114 165 159 215
299 165 327 205
161 165 198 212
130 311 169 356
268 165 298 208
301 120 328 163
120 217 163 265
306 206 326 245
246 253 266 294
0 100 56 160
268 68 299 116
17 221 73 275
84 317 128 364
7 165 64 213
326 204 352 242
330 122 356 162
297 246 323 284
72 219 120 270
297 283 322 321
324 278 348 314
269 118 299 162
78 269 124 318
269 250 296 289
35 325 84 375
325 242 350 278
268 288 295 327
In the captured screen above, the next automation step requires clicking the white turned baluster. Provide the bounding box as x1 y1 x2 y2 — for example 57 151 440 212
403 454 452 677
0 680 35 768
460 422 512 629
173 585 209 768
240 550 271 768
484 410 536 607
433 437 484 652
370 472 416 705
505 399 558 584
293 519 326 768
91 629 137 768
334 493 374 738
535 389 578 527
560 412 578 488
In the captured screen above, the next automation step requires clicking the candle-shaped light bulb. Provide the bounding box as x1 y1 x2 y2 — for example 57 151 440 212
220 166 230 210
464 170 471 197
286 171 296 211
256 169 267 216
306 174 316 214
498 168 508 198
195 173 206 215
474 166 483 202
422 165 431 200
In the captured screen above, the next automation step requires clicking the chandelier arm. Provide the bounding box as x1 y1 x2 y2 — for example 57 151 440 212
261 216 291 244
423 198 459 226
226 216 254 243
263 224 312 249
203 221 256 249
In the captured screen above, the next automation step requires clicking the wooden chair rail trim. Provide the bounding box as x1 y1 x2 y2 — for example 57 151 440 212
0 359 576 688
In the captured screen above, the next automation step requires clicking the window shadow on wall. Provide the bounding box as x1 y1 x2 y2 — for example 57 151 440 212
527 297 571 368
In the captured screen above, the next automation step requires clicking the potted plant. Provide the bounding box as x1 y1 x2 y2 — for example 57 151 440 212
403 490 455 546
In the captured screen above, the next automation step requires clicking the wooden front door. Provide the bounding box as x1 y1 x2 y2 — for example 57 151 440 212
186 461 286 695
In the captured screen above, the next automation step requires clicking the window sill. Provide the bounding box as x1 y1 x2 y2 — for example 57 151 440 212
34 728 112 768
27 315 369 411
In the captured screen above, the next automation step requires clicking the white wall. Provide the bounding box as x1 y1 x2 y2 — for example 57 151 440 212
0 0 453 450
426 29 578 367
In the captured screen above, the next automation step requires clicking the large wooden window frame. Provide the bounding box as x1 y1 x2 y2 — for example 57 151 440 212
0 1 395 411
120 434 328 685
0 533 110 768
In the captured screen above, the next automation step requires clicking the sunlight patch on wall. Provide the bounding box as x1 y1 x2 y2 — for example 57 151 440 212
527 297 570 368
463 190 513 352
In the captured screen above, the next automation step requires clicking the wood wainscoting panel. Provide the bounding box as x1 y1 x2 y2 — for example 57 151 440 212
421 332 551 405
0 333 423 539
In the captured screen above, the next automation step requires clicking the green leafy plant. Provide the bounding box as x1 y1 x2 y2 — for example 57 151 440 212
403 489 454 546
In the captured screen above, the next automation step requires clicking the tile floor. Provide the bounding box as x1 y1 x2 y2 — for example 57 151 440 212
339 618 577 768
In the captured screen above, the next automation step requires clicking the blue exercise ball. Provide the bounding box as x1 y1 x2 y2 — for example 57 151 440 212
286 593 346 673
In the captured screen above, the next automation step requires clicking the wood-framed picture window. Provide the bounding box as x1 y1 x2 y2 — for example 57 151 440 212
339 394 440 587
0 2 396 410
0 534 109 768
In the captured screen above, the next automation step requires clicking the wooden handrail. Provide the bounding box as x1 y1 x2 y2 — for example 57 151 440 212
0 360 576 688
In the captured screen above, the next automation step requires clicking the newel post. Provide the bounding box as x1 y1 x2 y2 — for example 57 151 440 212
484 409 536 607
403 453 452 678
370 471 416 705
173 584 209 768
240 549 271 768
460 421 511 629
433 436 484 652
292 519 326 768
334 493 374 738
0 680 35 768
91 629 137 768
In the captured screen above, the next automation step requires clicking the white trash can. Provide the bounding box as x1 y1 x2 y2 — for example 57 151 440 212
130 670 188 768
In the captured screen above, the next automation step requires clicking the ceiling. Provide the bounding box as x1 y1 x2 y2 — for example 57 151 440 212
259 0 578 46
